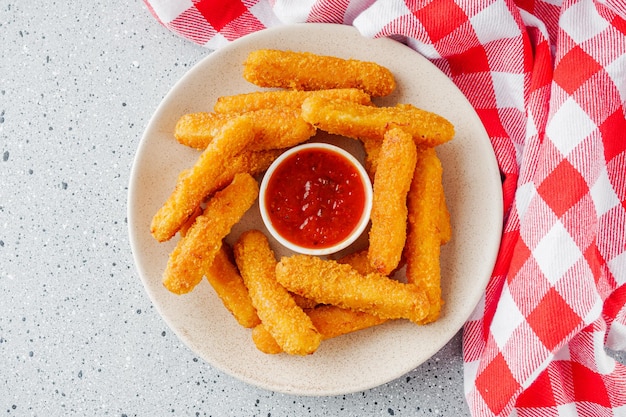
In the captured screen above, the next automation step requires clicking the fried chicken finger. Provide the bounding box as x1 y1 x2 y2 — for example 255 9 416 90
276 255 430 324
175 109 315 151
405 147 446 324
162 173 259 294
368 127 417 275
150 115 255 242
204 245 260 328
301 96 455 148
243 49 396 97
252 305 387 354
213 88 372 114
234 230 321 356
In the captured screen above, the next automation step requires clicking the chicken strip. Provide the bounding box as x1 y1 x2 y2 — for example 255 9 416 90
234 230 321 355
243 49 396 97
162 173 259 294
252 305 387 354
174 109 315 151
275 255 430 324
204 245 260 328
301 96 455 148
405 147 446 324
151 115 255 242
213 88 372 114
368 127 417 275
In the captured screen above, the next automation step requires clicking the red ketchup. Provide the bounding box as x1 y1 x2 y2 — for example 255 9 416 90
263 145 369 250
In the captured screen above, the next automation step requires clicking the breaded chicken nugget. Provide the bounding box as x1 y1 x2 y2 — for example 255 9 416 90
300 96 455 148
175 109 316 151
204 244 260 328
151 115 255 242
162 173 259 294
234 230 321 355
243 49 395 97
252 305 387 354
213 88 372 114
275 255 430 324
405 147 445 324
368 128 417 275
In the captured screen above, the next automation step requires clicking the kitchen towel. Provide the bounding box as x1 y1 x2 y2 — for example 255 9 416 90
143 1 626 415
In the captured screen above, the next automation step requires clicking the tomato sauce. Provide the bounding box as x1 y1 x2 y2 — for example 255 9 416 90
264 147 367 249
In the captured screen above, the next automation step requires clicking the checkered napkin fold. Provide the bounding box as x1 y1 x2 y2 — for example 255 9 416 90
143 1 626 415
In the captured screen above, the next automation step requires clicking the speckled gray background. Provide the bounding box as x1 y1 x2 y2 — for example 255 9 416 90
2 2 487 416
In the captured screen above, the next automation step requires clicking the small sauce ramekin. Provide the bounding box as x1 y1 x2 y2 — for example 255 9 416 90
259 143 372 256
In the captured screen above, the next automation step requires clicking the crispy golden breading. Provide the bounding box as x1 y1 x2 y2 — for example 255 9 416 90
251 323 283 354
184 148 280 210
204 245 261 328
405 147 445 324
243 49 396 97
162 173 259 295
234 230 322 355
174 111 230 150
368 128 417 275
252 305 387 354
175 109 316 151
439 192 452 245
151 115 255 242
275 255 430 324
336 249 377 275
220 149 283 183
306 304 387 339
361 137 382 178
301 96 455 148
177 151 280 236
213 88 373 114
177 171 199 237
176 148 280 231
290 293 318 310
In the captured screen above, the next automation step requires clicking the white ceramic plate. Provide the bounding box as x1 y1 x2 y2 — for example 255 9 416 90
128 23 502 396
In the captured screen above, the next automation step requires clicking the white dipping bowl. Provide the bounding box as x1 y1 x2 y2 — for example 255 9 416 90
259 143 373 256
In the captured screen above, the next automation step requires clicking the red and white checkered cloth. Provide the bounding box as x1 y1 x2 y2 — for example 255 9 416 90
143 0 626 415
